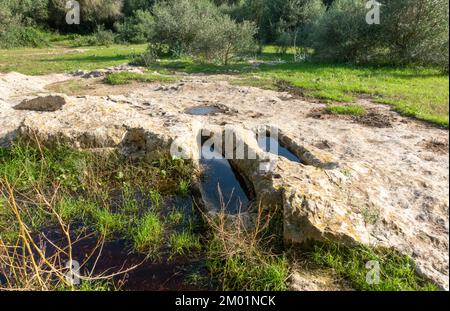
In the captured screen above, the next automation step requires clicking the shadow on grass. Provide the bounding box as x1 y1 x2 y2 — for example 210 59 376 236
44 54 134 64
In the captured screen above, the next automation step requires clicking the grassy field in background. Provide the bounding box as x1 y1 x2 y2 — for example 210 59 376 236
0 43 448 127
0 43 146 75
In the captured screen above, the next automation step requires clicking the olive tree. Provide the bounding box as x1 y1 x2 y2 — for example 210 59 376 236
308 0 449 70
152 0 257 64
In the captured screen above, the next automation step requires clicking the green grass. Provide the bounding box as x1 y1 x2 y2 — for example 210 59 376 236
56 197 98 223
169 231 201 257
92 208 124 238
0 43 147 75
237 61 449 127
132 212 163 254
0 142 195 243
327 105 367 116
0 141 204 290
205 207 289 291
167 210 184 224
309 241 438 291
148 189 161 209
207 235 289 291
178 179 191 197
104 71 177 85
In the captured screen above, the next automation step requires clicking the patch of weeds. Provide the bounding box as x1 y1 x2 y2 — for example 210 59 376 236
77 280 113 291
0 142 90 191
57 280 113 291
0 143 41 189
205 208 289 291
167 210 184 225
121 185 139 215
169 231 201 257
308 241 438 291
104 71 176 85
207 236 289 291
309 90 354 103
327 105 367 116
178 179 191 197
185 271 208 287
0 195 19 243
92 208 124 238
132 212 163 255
148 189 161 209
56 196 98 223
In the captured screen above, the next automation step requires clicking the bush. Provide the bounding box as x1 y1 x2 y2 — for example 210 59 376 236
152 0 257 64
0 3 50 48
115 9 155 44
308 0 449 70
307 0 372 62
92 26 115 47
379 0 449 70
122 0 156 17
193 16 257 64
130 43 171 66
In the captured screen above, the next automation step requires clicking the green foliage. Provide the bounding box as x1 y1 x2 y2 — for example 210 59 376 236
152 0 257 64
309 241 438 291
56 197 98 223
130 43 172 66
122 0 156 17
207 236 289 291
0 14 50 49
104 71 176 85
115 10 155 44
169 231 202 257
308 0 449 70
133 212 163 254
0 143 88 191
167 210 184 224
92 26 115 47
92 208 124 237
327 105 367 116
178 180 191 197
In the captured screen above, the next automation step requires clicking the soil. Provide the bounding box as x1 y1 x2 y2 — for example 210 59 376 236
307 107 394 128
418 139 449 155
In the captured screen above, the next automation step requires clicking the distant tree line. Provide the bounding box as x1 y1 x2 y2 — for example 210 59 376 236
0 0 448 70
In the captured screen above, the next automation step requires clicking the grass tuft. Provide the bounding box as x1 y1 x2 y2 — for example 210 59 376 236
132 212 163 254
169 231 201 257
104 71 176 85
327 105 367 116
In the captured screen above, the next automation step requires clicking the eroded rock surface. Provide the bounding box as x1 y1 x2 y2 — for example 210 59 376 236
0 71 448 289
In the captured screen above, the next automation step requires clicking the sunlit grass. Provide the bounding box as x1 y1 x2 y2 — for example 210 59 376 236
327 105 367 116
104 71 176 85
0 44 147 75
308 241 438 291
